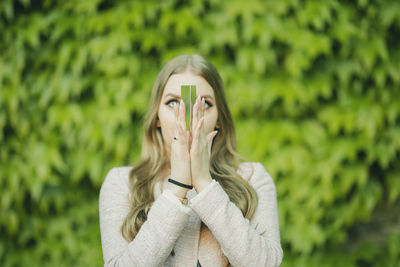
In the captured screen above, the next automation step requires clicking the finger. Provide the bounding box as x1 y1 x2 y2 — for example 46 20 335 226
191 117 203 153
191 97 200 145
194 117 204 142
200 97 206 137
175 100 184 141
174 105 179 119
191 117 202 149
201 97 205 116
169 128 176 143
179 99 186 134
175 107 186 143
178 120 188 144
173 106 179 134
192 95 200 133
207 130 218 155
175 104 180 123
171 122 179 153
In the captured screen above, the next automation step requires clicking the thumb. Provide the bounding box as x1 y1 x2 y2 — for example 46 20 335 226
207 130 218 155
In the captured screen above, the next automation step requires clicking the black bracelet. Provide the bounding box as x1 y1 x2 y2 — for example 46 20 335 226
168 178 193 189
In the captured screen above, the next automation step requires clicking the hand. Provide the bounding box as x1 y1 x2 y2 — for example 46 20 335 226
190 96 218 192
169 99 191 198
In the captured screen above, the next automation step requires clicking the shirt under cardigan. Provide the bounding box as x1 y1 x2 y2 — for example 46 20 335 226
99 162 283 266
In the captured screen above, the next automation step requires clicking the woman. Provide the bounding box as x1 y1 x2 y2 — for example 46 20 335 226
99 54 283 266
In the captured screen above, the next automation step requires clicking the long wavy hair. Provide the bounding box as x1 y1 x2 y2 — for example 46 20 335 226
121 54 258 242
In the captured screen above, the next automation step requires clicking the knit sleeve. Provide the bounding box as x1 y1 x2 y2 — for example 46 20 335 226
163 188 192 214
189 162 283 267
99 167 190 267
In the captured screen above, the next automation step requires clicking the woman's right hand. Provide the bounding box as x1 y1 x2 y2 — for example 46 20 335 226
169 99 191 198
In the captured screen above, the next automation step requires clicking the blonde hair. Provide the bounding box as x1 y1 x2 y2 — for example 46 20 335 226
121 54 258 242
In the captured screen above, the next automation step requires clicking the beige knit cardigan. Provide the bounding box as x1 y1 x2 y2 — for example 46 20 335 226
99 162 283 266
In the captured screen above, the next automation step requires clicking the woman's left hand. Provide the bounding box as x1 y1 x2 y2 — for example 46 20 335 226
190 96 218 192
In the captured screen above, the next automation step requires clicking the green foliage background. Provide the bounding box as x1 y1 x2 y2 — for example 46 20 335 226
1 0 399 266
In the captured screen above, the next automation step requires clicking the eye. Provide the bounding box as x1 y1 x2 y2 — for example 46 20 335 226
166 99 213 109
166 99 179 108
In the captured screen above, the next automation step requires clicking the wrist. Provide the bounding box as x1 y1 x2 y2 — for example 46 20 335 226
194 174 212 192
168 183 189 198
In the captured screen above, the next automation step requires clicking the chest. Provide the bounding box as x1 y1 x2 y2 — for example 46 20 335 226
164 210 230 267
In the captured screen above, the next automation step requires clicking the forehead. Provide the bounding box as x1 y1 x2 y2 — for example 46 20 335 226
162 72 215 98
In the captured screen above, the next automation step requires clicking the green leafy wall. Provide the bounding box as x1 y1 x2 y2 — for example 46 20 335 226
1 0 399 266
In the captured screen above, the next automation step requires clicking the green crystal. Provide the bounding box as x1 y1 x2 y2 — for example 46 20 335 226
181 85 196 130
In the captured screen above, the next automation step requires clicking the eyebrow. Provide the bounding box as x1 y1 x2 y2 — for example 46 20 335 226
164 93 214 101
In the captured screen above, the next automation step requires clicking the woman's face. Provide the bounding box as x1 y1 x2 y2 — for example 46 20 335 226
157 70 219 158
